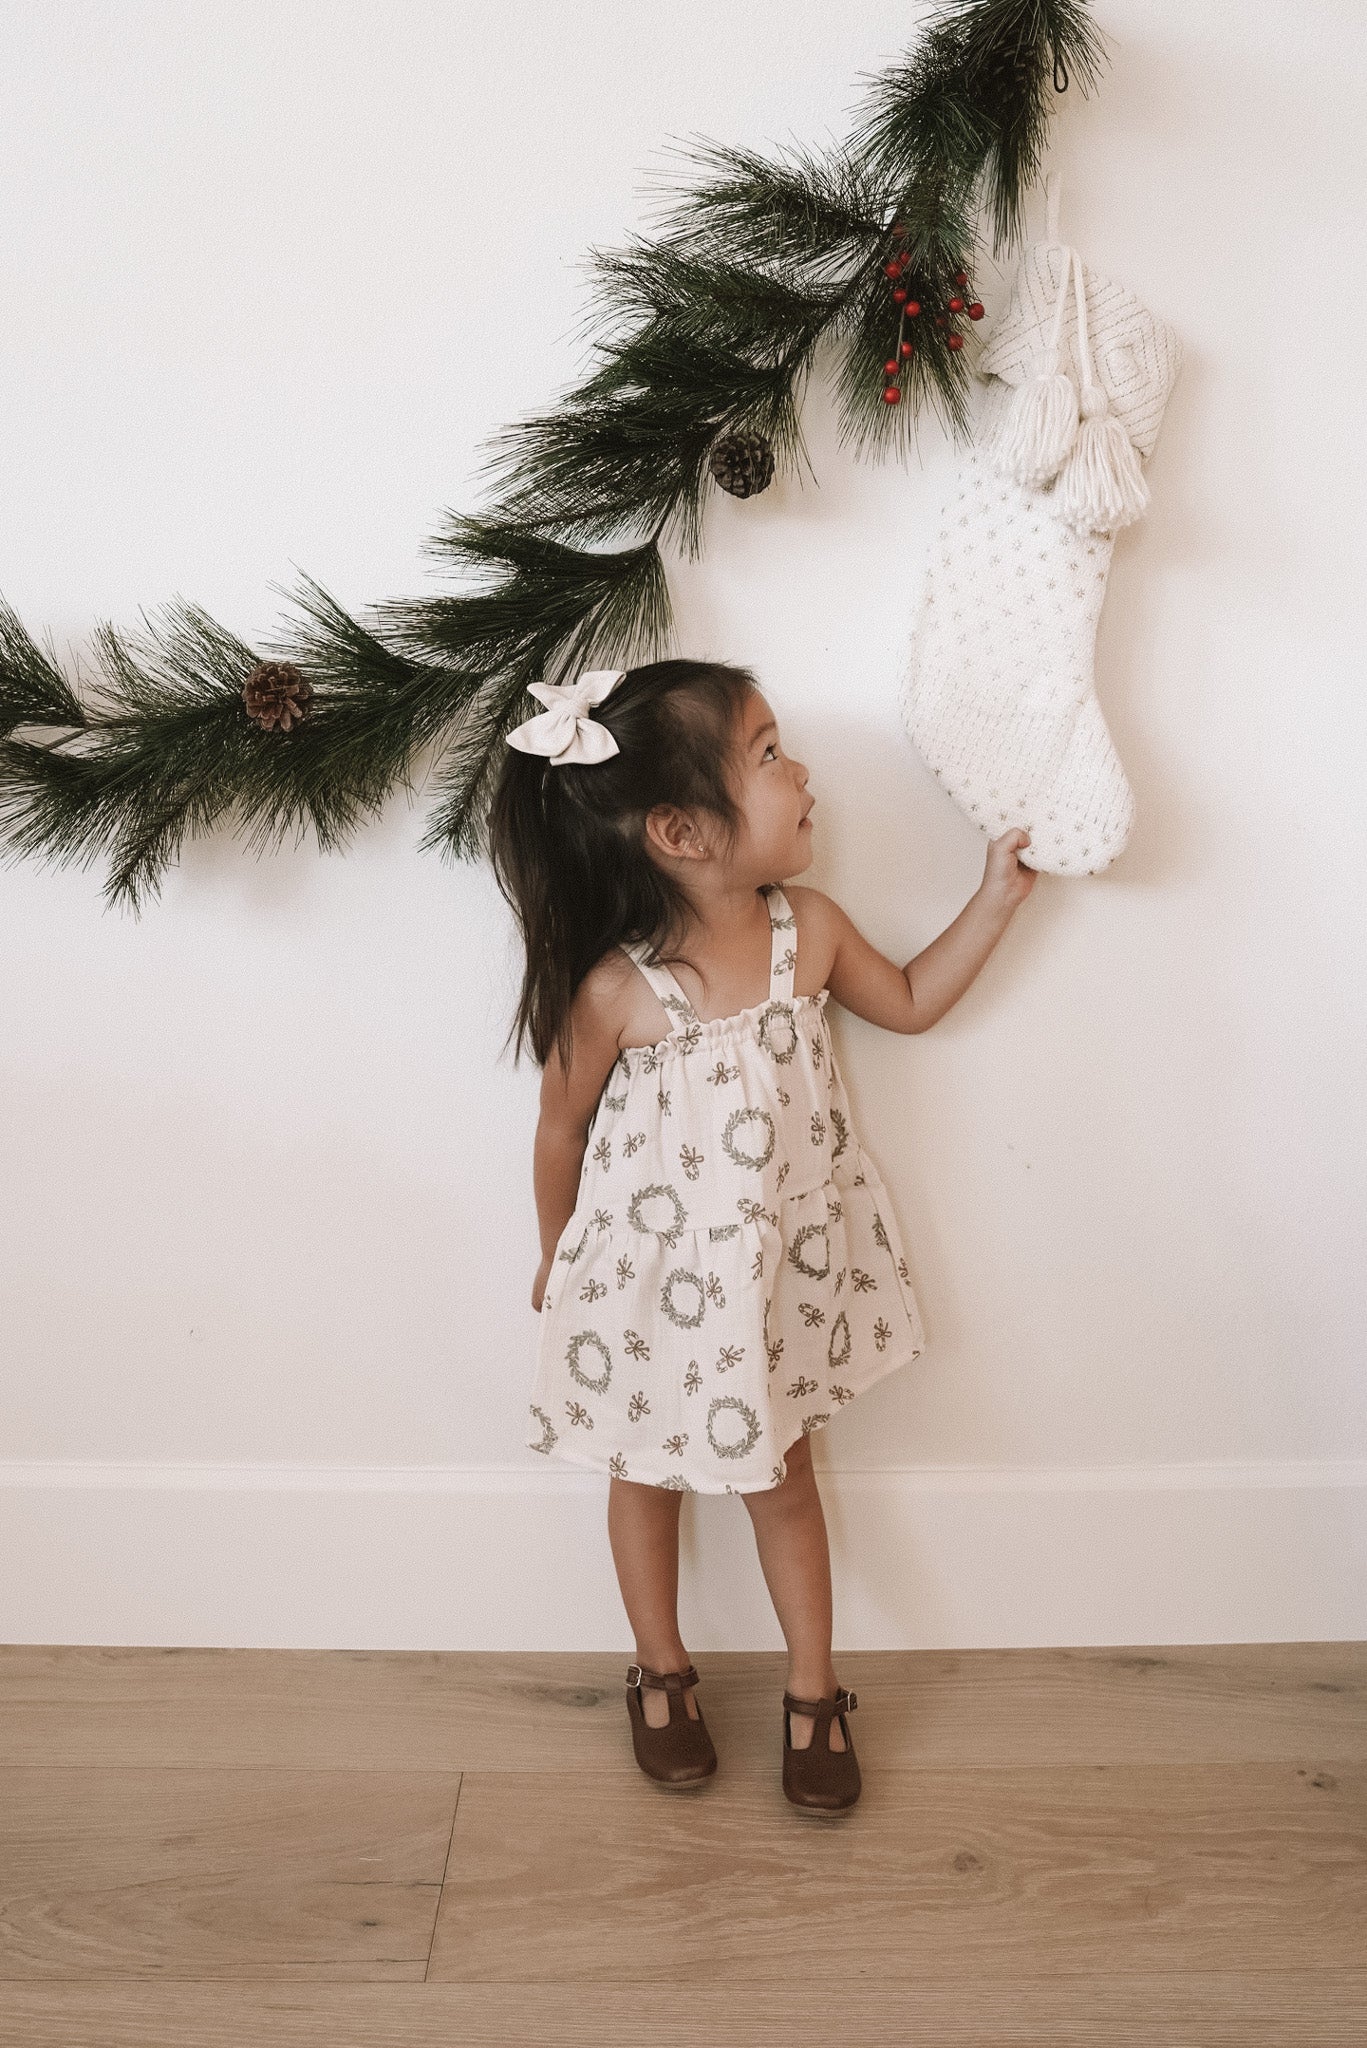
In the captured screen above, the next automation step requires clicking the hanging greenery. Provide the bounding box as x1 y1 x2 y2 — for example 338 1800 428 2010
0 0 1104 913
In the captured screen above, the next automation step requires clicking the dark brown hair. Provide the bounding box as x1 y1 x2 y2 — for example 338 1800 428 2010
487 658 759 1071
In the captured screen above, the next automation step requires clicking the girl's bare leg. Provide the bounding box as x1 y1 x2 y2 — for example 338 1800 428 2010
607 1477 701 1727
741 1431 847 1750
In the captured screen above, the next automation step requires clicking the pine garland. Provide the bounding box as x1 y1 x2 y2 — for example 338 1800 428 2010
0 0 1104 912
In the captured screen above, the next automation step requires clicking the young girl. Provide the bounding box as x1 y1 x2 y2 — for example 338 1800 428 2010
488 658 1034 1813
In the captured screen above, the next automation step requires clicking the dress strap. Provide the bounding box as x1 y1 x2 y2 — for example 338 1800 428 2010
619 938 702 1032
765 884 797 999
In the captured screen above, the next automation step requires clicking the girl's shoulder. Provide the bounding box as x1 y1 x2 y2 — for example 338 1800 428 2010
780 882 834 924
580 939 639 1001
578 941 663 1056
571 944 636 1030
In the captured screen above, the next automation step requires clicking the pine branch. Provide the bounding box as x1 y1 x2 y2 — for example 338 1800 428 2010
580 240 841 376
850 0 1108 253
968 0 1108 251
0 584 466 912
827 187 979 455
0 600 266 912
470 326 802 561
0 595 90 737
258 569 470 819
402 522 675 862
384 516 672 668
634 136 891 283
0 0 1101 903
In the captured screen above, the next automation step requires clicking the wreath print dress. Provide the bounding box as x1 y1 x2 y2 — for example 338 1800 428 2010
526 884 926 1493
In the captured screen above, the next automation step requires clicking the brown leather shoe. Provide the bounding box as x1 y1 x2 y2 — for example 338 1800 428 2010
625 1662 717 1786
781 1683 861 1813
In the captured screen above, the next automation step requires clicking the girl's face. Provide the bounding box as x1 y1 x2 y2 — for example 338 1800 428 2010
729 689 814 879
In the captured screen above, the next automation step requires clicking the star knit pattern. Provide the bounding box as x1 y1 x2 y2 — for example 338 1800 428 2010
899 175 1182 877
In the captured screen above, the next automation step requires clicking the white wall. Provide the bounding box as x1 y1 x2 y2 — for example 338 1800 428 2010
2 0 1363 1649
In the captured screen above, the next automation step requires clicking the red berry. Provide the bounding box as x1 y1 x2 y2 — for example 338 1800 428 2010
900 341 913 357
882 259 901 277
947 331 964 351
892 286 907 303
934 312 946 325
954 269 968 287
968 301 985 319
882 385 901 404
904 298 921 317
883 358 899 374
948 295 964 313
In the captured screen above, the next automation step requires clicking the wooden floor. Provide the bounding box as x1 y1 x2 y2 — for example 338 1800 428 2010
0 1642 1363 2046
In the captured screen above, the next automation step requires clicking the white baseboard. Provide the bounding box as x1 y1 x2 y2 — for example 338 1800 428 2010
2 1459 1364 1649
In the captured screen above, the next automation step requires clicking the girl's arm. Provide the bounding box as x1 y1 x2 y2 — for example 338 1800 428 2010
530 962 625 1309
798 827 1036 1034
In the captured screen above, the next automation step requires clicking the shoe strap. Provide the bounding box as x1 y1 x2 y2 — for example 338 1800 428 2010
626 1662 700 1693
782 1685 858 1717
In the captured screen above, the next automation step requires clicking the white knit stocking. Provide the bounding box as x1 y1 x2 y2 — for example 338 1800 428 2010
899 174 1182 877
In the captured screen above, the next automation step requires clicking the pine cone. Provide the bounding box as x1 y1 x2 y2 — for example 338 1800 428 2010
708 429 775 498
242 659 313 733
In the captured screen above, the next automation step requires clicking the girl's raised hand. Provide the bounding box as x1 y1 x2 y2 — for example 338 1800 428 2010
981 828 1038 913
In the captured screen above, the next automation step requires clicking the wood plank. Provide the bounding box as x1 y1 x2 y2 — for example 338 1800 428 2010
3 1973 1363 2047
1 1642 1362 1772
0 1768 459 1980
427 1760 1367 1984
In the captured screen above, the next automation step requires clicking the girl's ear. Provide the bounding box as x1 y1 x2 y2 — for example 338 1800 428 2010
645 803 705 864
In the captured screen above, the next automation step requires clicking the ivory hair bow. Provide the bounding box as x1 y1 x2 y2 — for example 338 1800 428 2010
504 669 625 766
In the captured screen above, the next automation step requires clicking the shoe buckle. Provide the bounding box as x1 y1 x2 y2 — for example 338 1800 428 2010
841 1689 858 1712
625 1663 643 1688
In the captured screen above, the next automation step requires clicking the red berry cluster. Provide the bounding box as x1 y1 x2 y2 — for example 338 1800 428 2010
879 224 984 404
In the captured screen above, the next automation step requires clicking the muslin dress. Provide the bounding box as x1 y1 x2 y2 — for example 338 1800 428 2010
525 884 926 1493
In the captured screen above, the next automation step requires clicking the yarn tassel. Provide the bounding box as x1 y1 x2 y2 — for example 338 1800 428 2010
1052 382 1150 534
982 347 1079 486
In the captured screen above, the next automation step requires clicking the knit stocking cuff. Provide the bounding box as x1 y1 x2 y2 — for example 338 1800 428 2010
976 241 1183 464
